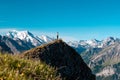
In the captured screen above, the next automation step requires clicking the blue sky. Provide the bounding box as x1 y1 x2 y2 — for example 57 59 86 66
0 0 120 41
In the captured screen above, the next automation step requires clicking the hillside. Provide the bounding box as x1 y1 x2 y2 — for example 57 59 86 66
22 39 95 80
0 53 61 80
89 42 120 80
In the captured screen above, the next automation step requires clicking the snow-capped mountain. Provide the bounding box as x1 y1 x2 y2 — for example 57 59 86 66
6 30 55 46
4 30 119 54
5 30 118 50
102 37 116 47
68 37 118 49
68 39 101 49
86 39 102 48
6 30 43 46
2 30 54 53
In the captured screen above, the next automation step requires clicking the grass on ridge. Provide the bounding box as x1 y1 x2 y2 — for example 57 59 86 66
0 53 61 80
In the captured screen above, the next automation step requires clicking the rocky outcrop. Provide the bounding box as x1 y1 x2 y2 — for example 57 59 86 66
23 40 95 80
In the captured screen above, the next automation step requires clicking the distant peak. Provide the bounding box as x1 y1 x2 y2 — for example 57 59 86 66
106 37 115 40
6 30 35 41
104 37 115 42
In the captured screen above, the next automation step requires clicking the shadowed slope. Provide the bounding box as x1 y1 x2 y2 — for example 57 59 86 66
23 39 95 80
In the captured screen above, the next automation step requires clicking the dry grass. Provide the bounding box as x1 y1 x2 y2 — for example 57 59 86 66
0 53 61 80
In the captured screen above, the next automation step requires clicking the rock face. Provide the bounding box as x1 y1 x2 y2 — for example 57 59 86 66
0 35 12 53
23 40 95 80
89 42 120 80
0 35 35 54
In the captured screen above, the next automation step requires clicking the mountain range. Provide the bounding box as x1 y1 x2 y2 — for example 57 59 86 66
68 37 120 80
0 30 120 80
0 30 54 54
1 30 117 53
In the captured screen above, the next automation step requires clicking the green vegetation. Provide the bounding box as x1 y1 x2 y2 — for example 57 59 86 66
0 53 61 80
